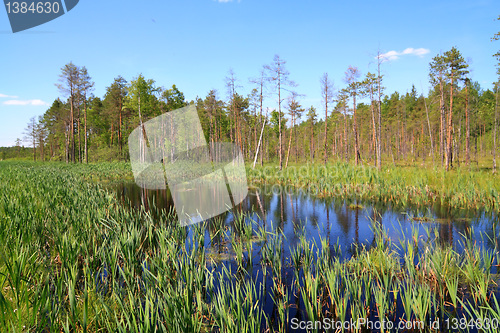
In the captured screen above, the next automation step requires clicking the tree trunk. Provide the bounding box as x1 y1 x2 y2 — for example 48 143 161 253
310 121 314 161
370 86 377 167
377 57 383 170
110 123 114 148
494 84 498 173
465 83 470 166
423 95 434 165
446 75 454 171
65 126 69 163
353 93 360 165
324 96 328 166
254 109 257 162
259 82 264 167
344 106 348 162
70 96 75 163
119 100 123 158
32 120 36 162
253 113 267 169
295 120 298 163
278 79 283 170
77 107 81 162
439 78 445 167
456 121 461 167
84 99 88 163
285 114 294 168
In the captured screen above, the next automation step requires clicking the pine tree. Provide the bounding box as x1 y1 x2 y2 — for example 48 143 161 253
443 47 469 170
56 62 80 163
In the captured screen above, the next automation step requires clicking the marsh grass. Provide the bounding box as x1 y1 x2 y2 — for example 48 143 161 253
1 161 500 332
248 162 500 213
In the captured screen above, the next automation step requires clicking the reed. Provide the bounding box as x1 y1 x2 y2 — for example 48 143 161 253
249 162 500 213
1 161 500 332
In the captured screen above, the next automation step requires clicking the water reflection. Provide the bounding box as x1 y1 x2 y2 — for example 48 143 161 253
109 182 500 257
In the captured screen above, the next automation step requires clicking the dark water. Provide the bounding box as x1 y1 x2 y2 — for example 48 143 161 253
108 181 500 258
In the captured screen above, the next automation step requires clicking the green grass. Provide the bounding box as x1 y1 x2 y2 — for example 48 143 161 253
13 159 500 214
1 160 500 332
248 162 500 213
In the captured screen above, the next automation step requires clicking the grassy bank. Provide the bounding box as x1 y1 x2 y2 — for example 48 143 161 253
248 163 500 213
0 161 500 331
8 160 500 214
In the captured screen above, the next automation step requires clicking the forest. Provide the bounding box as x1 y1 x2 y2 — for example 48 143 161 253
5 44 499 173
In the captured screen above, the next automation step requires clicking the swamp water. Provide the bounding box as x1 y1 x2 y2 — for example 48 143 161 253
107 181 500 332
109 182 499 259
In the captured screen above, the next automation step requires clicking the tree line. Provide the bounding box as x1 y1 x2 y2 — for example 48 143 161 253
14 22 500 172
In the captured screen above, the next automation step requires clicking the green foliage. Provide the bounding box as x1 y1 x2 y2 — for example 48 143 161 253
0 146 32 160
270 109 286 138
161 84 187 112
125 74 162 121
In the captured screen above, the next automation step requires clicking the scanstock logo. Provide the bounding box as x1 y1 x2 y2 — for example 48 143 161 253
4 0 79 33
128 105 248 227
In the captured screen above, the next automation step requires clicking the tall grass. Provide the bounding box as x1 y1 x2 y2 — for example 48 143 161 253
1 161 500 332
248 162 500 213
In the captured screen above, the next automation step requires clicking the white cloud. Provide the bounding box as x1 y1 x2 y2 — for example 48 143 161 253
3 99 48 106
378 48 430 62
0 93 18 98
401 48 430 56
379 50 400 61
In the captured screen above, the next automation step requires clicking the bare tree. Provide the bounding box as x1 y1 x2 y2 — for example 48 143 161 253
250 67 267 166
494 82 499 173
265 55 297 170
253 108 268 169
56 62 80 163
321 73 335 165
429 54 447 167
338 90 349 163
344 66 362 165
79 66 94 163
363 72 378 166
225 69 242 151
464 78 471 166
376 50 384 170
422 92 435 165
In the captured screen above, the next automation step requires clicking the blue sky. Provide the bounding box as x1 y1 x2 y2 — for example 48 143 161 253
1 0 499 147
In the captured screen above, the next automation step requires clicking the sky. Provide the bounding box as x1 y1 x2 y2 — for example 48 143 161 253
0 0 499 147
